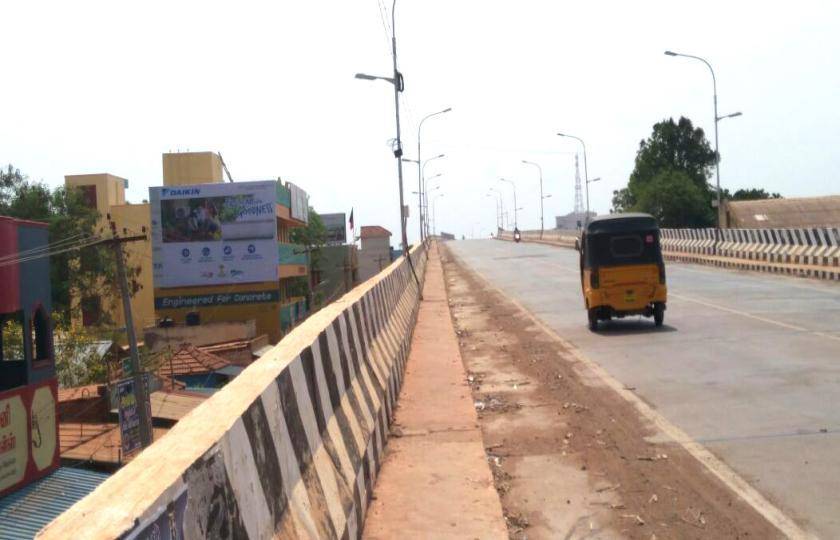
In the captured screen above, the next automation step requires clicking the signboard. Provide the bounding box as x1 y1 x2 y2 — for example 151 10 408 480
288 182 309 224
150 181 279 288
116 377 152 457
0 379 59 498
154 289 280 310
320 213 347 245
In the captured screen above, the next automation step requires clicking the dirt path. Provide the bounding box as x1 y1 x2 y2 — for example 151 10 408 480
362 245 508 539
441 244 783 539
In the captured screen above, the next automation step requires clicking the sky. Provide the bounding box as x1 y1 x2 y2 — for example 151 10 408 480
2 0 839 243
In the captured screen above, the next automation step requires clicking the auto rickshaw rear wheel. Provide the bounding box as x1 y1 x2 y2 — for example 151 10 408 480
587 308 599 331
653 302 665 327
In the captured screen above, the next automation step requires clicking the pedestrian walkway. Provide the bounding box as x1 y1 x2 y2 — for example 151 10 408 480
362 244 507 539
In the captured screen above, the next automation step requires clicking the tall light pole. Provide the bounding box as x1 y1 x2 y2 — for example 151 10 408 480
355 0 422 293
422 154 445 239
486 193 500 229
557 133 593 223
431 193 444 236
417 108 451 243
489 187 504 231
521 160 544 238
664 51 742 248
499 178 518 230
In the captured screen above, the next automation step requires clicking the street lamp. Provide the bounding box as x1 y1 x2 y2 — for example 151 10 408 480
664 50 742 250
557 133 594 223
521 160 544 238
355 0 425 295
417 108 452 242
499 178 518 230
422 154 445 238
489 187 504 230
431 194 445 236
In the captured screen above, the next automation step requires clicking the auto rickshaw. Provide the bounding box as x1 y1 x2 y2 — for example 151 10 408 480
577 213 667 330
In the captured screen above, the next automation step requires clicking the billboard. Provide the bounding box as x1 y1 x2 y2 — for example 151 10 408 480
320 213 347 245
0 379 59 498
150 181 278 288
288 182 309 224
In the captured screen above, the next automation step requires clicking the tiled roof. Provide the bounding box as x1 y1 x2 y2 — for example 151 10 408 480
157 345 231 378
360 225 392 238
0 467 110 540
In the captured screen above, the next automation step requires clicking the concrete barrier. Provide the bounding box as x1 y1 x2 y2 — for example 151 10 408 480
499 227 840 281
38 246 428 539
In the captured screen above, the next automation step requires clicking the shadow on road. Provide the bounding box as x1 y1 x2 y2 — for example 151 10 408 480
592 320 678 335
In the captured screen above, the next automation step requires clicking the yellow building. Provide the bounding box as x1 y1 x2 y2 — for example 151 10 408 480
66 153 311 345
64 173 154 338
152 176 309 344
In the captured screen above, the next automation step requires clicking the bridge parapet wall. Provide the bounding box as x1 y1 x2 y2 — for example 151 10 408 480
39 246 428 539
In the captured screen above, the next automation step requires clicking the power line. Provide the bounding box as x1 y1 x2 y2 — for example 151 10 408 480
0 232 95 263
0 236 105 268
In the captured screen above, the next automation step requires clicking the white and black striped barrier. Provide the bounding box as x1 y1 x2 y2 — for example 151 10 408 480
39 246 429 539
499 227 840 281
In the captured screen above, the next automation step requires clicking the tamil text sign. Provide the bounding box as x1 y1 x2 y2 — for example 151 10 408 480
150 181 279 288
0 379 59 497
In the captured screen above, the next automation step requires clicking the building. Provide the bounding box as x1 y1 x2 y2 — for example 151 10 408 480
358 226 393 281
0 216 61 495
150 163 311 343
555 211 596 230
64 173 154 337
66 152 312 345
721 195 840 228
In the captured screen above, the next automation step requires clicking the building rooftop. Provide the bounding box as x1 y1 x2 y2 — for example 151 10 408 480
360 225 392 238
724 195 840 228
157 345 231 378
0 467 110 540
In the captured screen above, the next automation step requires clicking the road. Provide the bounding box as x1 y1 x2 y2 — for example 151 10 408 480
448 239 840 538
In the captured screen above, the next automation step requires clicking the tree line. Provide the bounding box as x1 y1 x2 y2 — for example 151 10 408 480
612 117 781 227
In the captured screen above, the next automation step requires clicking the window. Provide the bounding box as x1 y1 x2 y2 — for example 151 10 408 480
0 311 26 362
31 305 52 363
81 296 102 327
610 235 644 258
80 185 98 209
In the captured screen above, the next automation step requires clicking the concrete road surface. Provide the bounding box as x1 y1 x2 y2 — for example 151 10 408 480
448 239 840 538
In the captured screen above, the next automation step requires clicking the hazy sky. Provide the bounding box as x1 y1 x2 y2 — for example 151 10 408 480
3 1 838 242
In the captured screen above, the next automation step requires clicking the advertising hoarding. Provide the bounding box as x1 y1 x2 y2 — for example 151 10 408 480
288 182 309 224
0 379 59 498
150 181 279 288
320 213 347 245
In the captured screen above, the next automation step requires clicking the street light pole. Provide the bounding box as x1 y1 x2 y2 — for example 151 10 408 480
355 0 422 294
499 178 518 230
557 133 591 223
422 154 445 239
431 194 444 236
489 187 504 231
417 108 451 243
664 51 742 251
521 160 544 238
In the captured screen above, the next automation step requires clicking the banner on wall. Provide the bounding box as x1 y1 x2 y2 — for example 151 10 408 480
0 379 59 498
150 181 279 288
288 182 309 224
320 213 347 245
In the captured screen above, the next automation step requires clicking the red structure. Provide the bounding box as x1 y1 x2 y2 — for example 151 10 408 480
0 216 60 497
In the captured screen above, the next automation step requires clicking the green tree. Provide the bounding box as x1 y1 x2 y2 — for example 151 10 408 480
289 207 328 307
726 188 782 201
612 117 718 227
1 165 142 383
635 170 713 228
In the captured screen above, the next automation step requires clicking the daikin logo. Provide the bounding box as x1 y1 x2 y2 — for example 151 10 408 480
162 187 200 196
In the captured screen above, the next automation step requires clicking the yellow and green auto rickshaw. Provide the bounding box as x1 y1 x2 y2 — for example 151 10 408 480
577 213 667 331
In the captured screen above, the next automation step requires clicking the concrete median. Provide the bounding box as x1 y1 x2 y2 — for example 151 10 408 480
38 245 428 539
